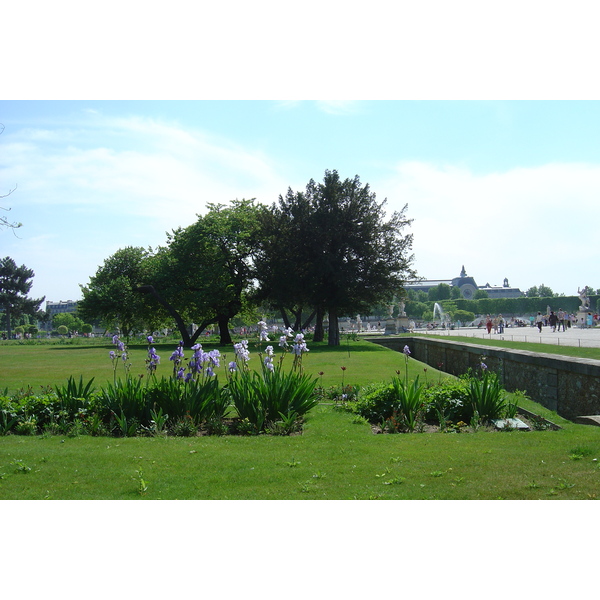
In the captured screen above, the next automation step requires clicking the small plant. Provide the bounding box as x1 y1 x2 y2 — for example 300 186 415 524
204 417 229 436
233 418 259 436
14 418 38 436
351 415 369 426
12 460 31 474
556 478 575 490
148 406 169 436
286 457 301 467
568 445 594 460
171 415 197 437
265 410 300 436
0 409 17 435
135 467 148 496
466 371 508 424
390 375 426 432
382 476 405 485
112 411 139 437
299 480 313 493
375 467 392 478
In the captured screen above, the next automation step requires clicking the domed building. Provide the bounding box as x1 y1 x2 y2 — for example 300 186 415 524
405 266 524 299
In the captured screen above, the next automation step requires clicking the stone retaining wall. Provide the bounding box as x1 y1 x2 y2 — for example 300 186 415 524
370 336 600 420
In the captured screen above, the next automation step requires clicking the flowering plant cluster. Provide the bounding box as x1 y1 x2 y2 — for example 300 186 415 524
226 331 318 432
167 340 222 383
109 335 131 383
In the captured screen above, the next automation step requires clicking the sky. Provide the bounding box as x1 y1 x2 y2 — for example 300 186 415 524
2 2 600 311
2 99 599 306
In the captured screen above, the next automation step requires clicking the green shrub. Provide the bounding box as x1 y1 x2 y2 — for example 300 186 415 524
423 378 472 425
350 382 398 423
99 377 150 427
227 368 318 432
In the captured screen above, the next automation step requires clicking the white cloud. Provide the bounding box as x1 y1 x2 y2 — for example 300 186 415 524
1 113 291 301
379 161 600 296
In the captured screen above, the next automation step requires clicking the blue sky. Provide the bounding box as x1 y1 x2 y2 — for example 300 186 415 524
2 2 599 309
2 100 599 305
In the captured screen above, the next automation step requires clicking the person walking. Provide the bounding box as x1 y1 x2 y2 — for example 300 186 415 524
535 311 544 333
548 310 558 332
486 315 493 334
557 308 565 332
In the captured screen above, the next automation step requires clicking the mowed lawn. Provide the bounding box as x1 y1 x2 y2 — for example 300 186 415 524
1 336 600 500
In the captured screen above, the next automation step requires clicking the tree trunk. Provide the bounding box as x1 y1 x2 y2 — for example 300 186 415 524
301 309 317 331
217 313 233 345
278 306 291 329
136 285 192 346
292 307 303 331
5 308 12 340
313 307 324 342
327 307 340 346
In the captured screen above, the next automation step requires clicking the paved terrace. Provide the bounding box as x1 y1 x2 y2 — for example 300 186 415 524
407 324 600 350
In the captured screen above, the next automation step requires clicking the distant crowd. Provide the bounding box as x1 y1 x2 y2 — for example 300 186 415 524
476 310 599 334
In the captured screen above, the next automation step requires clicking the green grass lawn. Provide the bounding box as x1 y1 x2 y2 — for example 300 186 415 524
2 336 600 500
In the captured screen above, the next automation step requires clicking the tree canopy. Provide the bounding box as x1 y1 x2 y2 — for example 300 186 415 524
256 170 415 345
141 199 266 345
78 246 157 339
0 256 45 338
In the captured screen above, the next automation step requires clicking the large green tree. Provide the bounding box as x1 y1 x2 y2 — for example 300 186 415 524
78 246 157 339
253 188 320 334
526 283 555 298
0 256 44 338
257 170 415 345
142 199 265 346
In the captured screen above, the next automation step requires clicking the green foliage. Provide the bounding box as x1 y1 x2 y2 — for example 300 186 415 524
388 375 425 432
146 376 228 424
466 371 508 424
255 170 415 345
526 284 555 298
227 367 318 432
155 199 266 345
79 246 157 339
350 381 397 423
428 283 451 301
52 312 84 333
100 377 149 427
423 378 472 426
453 309 475 323
0 256 45 339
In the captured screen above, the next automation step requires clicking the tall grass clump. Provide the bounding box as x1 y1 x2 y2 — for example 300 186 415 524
226 335 319 433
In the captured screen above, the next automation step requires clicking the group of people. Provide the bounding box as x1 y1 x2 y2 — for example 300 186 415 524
533 309 597 332
482 314 507 334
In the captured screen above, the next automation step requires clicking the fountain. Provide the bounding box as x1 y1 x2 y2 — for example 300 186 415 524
433 302 446 326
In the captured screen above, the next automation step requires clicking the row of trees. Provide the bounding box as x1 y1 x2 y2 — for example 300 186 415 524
79 170 416 346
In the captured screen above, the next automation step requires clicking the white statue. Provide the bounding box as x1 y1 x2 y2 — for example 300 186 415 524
578 287 590 311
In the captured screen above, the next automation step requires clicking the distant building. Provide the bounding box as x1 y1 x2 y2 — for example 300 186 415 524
46 300 78 316
41 300 79 331
405 266 523 300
